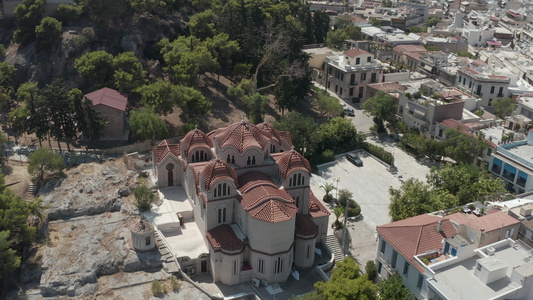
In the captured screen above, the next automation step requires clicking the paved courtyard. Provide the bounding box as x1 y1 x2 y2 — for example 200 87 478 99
311 136 440 269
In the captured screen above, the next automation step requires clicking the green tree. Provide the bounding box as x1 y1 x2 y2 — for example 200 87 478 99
130 108 169 142
369 18 383 27
54 2 84 24
113 52 145 93
321 182 335 202
365 260 378 282
492 97 516 118
442 128 488 164
326 29 349 50
275 112 320 157
378 273 413 300
13 0 46 45
0 230 21 280
362 91 397 133
86 0 126 21
319 117 365 154
75 50 115 87
136 80 178 116
312 10 330 43
314 256 378 300
315 90 343 117
0 62 16 111
407 26 424 33
189 9 217 40
338 189 361 217
35 17 63 49
228 78 268 123
28 148 65 185
128 0 175 14
175 85 212 121
389 178 458 221
133 184 155 211
425 16 440 29
77 97 108 142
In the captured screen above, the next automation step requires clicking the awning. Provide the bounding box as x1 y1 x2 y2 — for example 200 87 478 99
493 158 502 166
503 163 517 173
487 40 503 46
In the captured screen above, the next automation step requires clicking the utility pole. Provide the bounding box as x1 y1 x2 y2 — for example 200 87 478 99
342 196 350 254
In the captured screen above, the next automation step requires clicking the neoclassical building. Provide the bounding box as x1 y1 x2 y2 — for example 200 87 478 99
151 121 330 285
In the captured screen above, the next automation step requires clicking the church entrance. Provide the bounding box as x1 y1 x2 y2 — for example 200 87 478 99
166 164 174 186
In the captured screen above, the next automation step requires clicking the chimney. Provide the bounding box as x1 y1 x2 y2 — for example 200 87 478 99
436 220 443 233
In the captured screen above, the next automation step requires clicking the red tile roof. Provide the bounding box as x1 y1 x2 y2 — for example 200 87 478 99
393 44 427 54
256 122 282 146
207 224 244 252
279 131 293 147
405 52 421 61
344 48 371 58
84 87 128 111
446 210 520 232
471 59 485 67
366 82 407 93
189 162 209 192
180 128 214 157
487 75 507 80
202 159 238 191
438 119 469 133
460 67 480 75
153 140 181 164
273 150 311 180
209 121 271 153
308 191 331 218
295 213 318 238
238 172 297 223
377 214 457 273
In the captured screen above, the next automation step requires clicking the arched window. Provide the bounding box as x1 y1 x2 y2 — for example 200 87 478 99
227 155 231 163
218 207 227 223
247 156 251 165
295 196 300 208
231 156 235 164
274 256 283 274
204 152 208 161
145 236 151 246
252 156 256 165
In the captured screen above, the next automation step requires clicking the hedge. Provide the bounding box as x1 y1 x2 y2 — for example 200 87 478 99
362 142 394 165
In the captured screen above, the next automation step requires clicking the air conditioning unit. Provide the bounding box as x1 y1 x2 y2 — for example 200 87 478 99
252 278 261 288
487 246 496 256
261 280 268 286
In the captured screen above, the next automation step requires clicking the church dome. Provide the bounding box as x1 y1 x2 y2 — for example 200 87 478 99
180 128 214 157
201 158 238 191
210 121 271 153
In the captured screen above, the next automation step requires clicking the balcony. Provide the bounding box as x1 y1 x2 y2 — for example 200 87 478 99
497 93 504 97
350 81 358 86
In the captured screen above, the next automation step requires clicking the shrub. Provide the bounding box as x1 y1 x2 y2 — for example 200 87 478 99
365 260 378 281
362 142 393 165
170 276 181 292
134 184 155 211
337 189 361 217
152 280 165 297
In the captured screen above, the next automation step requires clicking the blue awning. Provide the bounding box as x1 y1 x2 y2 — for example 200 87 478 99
504 164 516 173
518 170 528 180
493 158 502 166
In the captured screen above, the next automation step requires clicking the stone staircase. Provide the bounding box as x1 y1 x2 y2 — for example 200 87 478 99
326 234 344 262
154 231 179 273
28 184 38 195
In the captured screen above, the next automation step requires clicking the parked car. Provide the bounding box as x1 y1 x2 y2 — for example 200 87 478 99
346 154 363 166
343 108 355 116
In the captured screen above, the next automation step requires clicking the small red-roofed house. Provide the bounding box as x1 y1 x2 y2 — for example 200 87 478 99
84 87 128 139
151 121 330 285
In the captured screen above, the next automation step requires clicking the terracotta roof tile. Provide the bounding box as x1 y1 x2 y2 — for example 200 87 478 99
256 122 282 146
212 121 271 153
393 44 427 54
152 140 181 164
180 128 214 157
201 159 238 191
377 214 458 273
344 48 371 58
132 219 153 233
189 162 209 192
405 52 421 61
279 131 293 148
308 191 331 218
84 87 128 111
295 213 318 237
273 150 311 180
446 210 520 232
238 172 297 223
207 224 244 252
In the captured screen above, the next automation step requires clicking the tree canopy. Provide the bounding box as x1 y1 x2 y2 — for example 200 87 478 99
130 108 169 142
492 97 516 119
13 0 46 45
389 164 506 221
362 91 397 133
378 273 413 299
35 17 63 49
28 147 66 185
314 256 378 300
75 50 115 87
